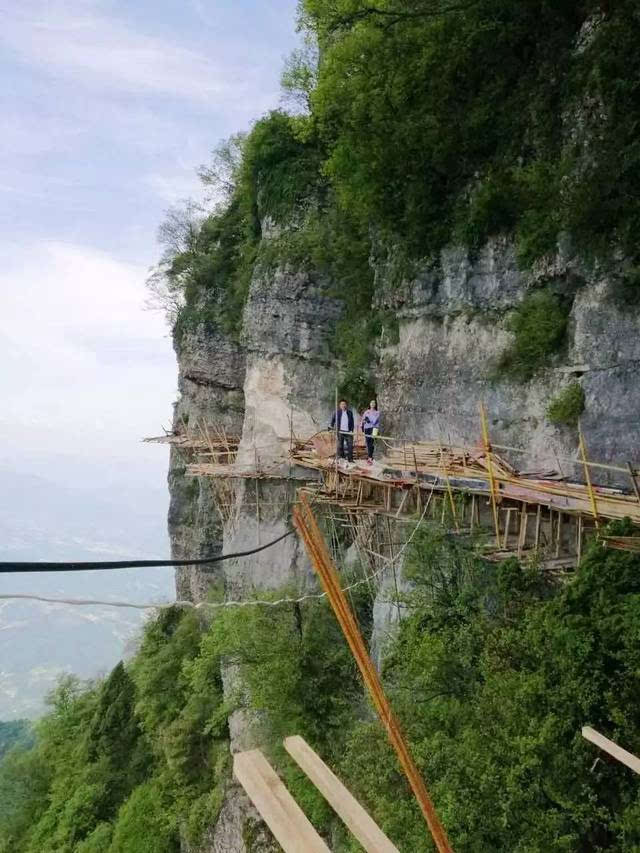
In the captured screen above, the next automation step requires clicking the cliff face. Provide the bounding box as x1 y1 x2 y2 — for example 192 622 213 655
377 240 640 479
168 234 639 851
169 257 343 852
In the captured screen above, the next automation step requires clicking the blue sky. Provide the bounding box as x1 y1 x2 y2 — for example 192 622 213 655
0 0 299 490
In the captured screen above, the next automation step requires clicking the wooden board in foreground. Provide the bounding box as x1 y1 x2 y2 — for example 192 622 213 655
582 726 640 774
233 749 330 853
284 735 400 853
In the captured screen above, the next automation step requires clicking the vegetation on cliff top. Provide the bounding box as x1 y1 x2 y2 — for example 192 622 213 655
3 525 640 851
151 0 640 395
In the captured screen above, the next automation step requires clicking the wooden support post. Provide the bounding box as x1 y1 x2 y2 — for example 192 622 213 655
555 512 563 558
502 507 515 551
535 504 542 551
579 426 599 529
582 726 640 775
252 445 262 546
577 515 583 563
439 446 459 532
517 503 528 557
479 402 501 546
233 749 330 853
413 448 422 514
386 517 402 622
470 495 476 534
284 736 400 853
395 489 409 519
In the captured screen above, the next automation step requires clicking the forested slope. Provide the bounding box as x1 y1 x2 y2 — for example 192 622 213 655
1 528 640 851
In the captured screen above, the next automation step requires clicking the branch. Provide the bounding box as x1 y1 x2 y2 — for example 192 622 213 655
327 1 478 33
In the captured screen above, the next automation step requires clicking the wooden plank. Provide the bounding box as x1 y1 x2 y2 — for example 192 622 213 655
582 726 640 775
284 736 399 853
233 749 330 853
627 462 640 505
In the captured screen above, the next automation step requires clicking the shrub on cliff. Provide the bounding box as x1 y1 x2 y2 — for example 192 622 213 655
547 382 586 426
498 289 571 380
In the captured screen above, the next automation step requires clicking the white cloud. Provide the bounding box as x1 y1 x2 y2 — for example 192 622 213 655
1 0 259 104
0 241 176 460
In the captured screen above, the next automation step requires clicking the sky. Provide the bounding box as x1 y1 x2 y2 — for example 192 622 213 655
0 0 299 492
0 0 300 715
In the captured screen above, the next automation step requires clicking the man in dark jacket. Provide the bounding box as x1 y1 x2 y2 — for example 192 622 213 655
329 399 355 462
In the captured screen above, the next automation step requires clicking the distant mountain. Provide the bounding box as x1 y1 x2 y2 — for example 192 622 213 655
0 466 175 719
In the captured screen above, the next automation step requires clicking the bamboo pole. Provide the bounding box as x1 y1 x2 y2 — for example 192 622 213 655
479 403 501 546
335 386 339 502
439 447 459 533
578 426 599 529
293 496 453 853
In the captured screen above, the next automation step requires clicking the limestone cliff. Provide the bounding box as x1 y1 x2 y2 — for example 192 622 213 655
167 228 639 850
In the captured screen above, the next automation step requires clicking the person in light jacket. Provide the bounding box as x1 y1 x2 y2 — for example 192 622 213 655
329 399 355 462
361 400 380 464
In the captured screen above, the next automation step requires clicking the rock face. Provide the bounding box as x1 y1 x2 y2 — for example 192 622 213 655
377 240 640 485
169 265 342 851
169 303 246 602
168 238 640 850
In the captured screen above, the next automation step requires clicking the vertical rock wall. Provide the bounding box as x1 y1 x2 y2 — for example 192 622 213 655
377 240 640 485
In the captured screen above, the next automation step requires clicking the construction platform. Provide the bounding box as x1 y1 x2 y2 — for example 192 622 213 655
146 416 640 567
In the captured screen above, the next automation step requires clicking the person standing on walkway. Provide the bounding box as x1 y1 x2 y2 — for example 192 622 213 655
361 400 380 464
330 399 355 462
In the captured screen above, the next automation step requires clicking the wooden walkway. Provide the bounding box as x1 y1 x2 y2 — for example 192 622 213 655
146 419 640 563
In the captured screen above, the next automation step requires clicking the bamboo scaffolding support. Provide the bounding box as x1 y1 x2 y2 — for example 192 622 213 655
480 403 501 546
293 495 453 853
577 516 583 563
579 426 599 529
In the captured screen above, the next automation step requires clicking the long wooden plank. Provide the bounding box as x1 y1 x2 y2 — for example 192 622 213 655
582 726 640 774
284 736 399 853
233 749 330 853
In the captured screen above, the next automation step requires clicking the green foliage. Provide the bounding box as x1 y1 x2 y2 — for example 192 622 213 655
75 822 113 853
0 721 32 760
547 382 586 427
156 0 640 399
204 588 369 830
335 525 640 851
614 266 640 307
301 0 640 263
303 0 580 259
498 289 571 380
109 782 178 853
0 609 229 853
3 526 640 850
165 111 325 344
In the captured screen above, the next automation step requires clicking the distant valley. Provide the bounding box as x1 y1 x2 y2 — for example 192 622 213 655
0 466 175 719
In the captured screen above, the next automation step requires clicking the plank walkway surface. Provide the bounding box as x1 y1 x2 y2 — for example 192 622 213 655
233 749 330 853
284 735 399 853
